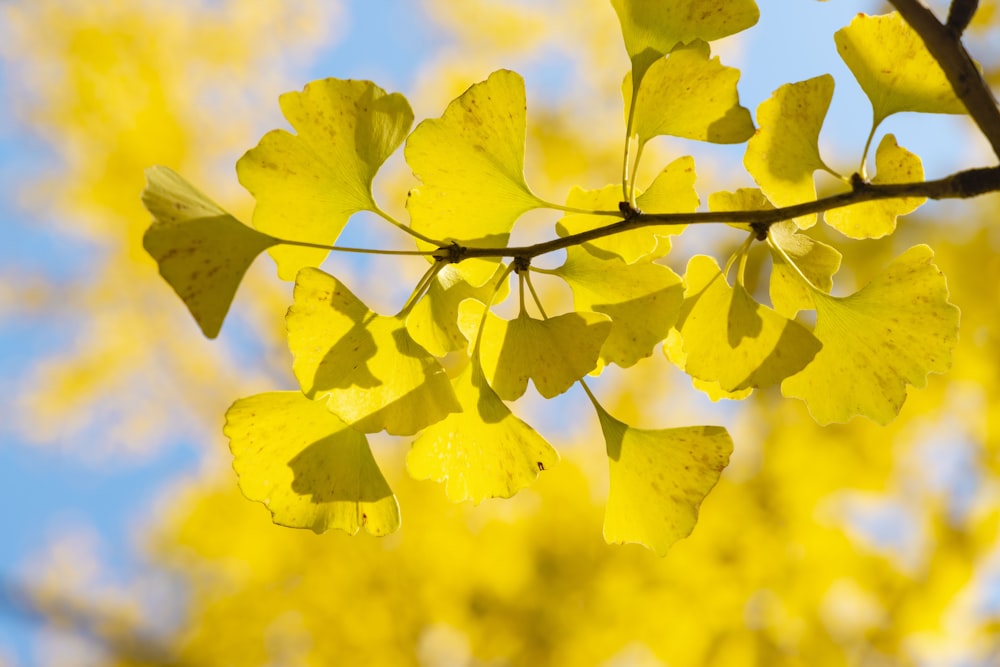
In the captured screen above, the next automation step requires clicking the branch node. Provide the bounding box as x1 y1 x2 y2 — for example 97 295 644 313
434 241 466 265
946 0 978 36
750 222 770 241
618 201 642 220
513 256 531 273
850 172 867 192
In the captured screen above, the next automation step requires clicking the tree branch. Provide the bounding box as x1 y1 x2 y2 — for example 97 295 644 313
889 0 1000 160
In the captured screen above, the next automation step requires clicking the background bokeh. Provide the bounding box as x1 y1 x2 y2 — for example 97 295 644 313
2 1 1000 665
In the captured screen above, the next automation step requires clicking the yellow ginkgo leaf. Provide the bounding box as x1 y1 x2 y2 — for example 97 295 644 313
459 300 611 401
596 402 733 556
406 263 510 358
554 245 683 369
676 255 821 392
825 134 926 239
407 362 559 504
624 41 754 146
768 220 842 318
663 329 753 401
744 75 836 229
781 245 960 425
708 185 774 234
237 79 413 281
835 12 966 128
610 0 759 85
141 166 277 339
555 157 698 263
225 392 400 536
286 268 460 435
406 69 544 286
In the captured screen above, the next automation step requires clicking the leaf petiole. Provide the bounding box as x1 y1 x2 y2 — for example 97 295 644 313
767 232 823 293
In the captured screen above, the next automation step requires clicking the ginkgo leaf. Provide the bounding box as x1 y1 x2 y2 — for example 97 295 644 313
407 362 559 504
744 75 836 229
554 245 683 369
824 134 925 239
624 41 754 146
676 255 821 391
835 12 966 129
555 157 698 263
596 402 733 556
286 268 460 435
781 245 959 425
406 69 544 286
708 185 773 234
663 329 753 401
406 263 510 357
768 221 842 318
458 300 611 401
141 166 277 338
225 391 399 536
610 0 759 85
237 78 413 280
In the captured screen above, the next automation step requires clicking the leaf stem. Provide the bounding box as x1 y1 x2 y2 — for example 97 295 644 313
275 237 435 257
372 204 447 247
472 262 516 356
524 272 549 319
622 86 641 202
767 233 822 294
397 260 444 318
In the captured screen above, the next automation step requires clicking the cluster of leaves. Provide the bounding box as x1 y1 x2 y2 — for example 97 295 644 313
142 0 976 555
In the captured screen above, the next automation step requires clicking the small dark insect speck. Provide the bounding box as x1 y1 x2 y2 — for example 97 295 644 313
536 461 545 471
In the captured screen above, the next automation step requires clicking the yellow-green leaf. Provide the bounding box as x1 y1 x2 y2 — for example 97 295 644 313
286 268 460 435
407 362 559 504
676 255 821 391
663 329 753 401
225 392 399 536
459 300 611 401
781 245 960 425
824 134 925 239
624 41 754 146
835 12 966 128
597 403 733 556
237 79 413 280
555 157 697 263
405 69 543 285
768 221 842 318
141 166 277 339
744 75 836 229
610 0 759 85
554 246 683 369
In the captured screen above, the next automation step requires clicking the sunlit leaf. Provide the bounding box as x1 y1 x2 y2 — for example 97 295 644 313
554 246 683 369
406 263 510 357
610 0 759 85
286 268 460 435
406 69 543 285
555 157 698 263
676 255 821 391
708 185 773 234
768 221 842 318
597 402 733 556
237 78 413 280
824 134 925 239
782 245 960 425
744 75 835 229
225 392 399 536
458 300 611 401
407 362 559 504
835 12 966 128
141 166 277 338
663 329 753 401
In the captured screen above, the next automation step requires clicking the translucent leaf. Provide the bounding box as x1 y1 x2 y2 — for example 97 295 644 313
663 329 753 401
744 75 835 229
407 362 559 504
768 221 842 318
554 246 683 369
624 41 754 146
406 264 510 358
405 69 543 285
458 300 611 401
610 0 759 84
225 392 399 536
824 134 925 239
555 157 698 262
237 79 413 280
141 166 277 338
782 245 960 425
708 185 773 234
597 403 733 556
835 12 966 128
286 268 460 435
676 255 821 391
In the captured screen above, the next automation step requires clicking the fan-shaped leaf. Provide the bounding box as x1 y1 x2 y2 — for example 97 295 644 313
768 221 842 318
663 329 753 401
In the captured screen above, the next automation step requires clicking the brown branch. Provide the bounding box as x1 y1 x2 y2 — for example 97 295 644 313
889 0 1000 160
454 165 1000 261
